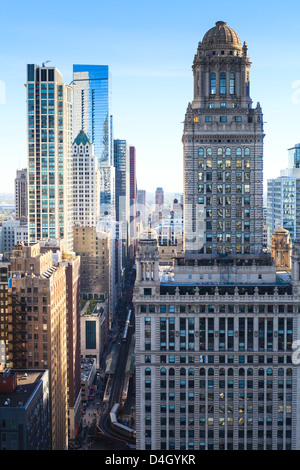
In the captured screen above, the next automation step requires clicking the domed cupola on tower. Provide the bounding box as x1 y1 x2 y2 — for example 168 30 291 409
192 20 252 110
201 21 242 53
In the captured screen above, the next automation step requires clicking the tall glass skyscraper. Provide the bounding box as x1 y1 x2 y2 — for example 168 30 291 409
288 143 300 169
73 65 113 167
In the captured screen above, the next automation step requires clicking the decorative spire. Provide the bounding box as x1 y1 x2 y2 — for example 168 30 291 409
73 129 92 146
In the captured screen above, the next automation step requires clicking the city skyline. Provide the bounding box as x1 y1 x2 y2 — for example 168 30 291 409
2 5 300 453
1 0 300 195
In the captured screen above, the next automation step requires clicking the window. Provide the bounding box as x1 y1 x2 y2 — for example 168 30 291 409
205 116 212 123
220 116 227 122
210 73 216 94
198 147 204 156
220 72 226 94
230 72 235 94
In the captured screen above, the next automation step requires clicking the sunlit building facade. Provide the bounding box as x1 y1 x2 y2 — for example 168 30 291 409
134 21 300 452
182 22 264 255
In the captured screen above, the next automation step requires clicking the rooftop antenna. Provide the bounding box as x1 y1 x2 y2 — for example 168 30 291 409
42 60 51 67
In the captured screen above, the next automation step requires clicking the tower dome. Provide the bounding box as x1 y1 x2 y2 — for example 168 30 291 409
202 21 242 51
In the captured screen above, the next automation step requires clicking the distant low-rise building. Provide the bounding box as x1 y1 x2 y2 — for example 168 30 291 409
0 219 28 255
80 298 108 368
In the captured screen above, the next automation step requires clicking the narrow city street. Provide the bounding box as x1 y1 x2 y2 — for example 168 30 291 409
73 269 136 451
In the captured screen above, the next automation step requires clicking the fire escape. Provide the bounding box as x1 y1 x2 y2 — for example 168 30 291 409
7 284 27 369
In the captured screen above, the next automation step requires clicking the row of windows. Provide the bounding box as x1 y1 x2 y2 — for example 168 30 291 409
145 367 293 377
146 402 292 416
146 442 292 451
156 317 293 352
198 147 250 156
210 72 235 95
146 378 293 390
141 304 297 313
156 418 292 428
203 115 244 123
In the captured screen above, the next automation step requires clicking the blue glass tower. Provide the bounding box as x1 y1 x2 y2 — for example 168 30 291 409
73 65 113 167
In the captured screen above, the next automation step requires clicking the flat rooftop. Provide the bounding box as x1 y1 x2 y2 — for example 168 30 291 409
0 369 46 409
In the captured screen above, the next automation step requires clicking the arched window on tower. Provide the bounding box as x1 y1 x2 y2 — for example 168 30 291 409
230 72 235 95
198 147 204 156
220 72 226 94
210 73 216 95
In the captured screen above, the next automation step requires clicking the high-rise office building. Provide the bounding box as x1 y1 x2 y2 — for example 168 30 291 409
134 20 300 451
155 187 164 208
130 146 137 256
14 168 28 220
73 130 99 226
73 65 113 167
267 144 300 248
0 262 9 370
73 65 115 222
9 242 68 450
73 226 110 300
267 172 299 247
114 139 130 266
37 238 81 444
288 143 300 168
61 255 81 443
26 64 74 251
99 164 116 220
182 21 264 254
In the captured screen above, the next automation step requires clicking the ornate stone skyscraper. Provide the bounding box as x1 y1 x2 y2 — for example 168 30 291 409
183 21 264 255
134 21 300 452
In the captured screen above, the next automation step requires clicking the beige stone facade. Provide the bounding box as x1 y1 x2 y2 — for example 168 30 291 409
183 21 264 255
271 226 292 271
8 243 68 450
73 226 110 299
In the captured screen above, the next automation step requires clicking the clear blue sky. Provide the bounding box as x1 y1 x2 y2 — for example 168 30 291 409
1 0 300 196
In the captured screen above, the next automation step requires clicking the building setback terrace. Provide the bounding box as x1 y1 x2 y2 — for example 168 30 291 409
159 283 293 297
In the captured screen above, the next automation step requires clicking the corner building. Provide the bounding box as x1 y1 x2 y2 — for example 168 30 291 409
134 21 300 451
183 21 264 255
